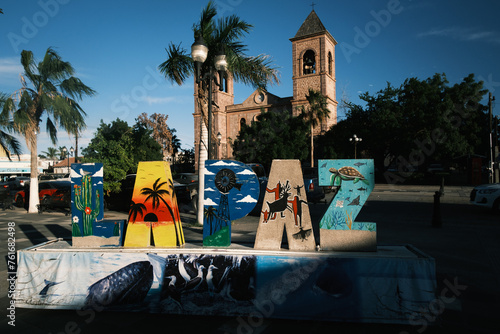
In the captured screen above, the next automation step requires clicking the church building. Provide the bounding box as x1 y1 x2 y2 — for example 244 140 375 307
193 9 338 166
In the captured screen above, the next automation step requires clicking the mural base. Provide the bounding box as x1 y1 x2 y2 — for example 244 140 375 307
14 240 436 325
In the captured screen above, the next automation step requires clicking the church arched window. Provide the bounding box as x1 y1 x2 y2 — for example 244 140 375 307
240 117 246 130
328 52 333 76
303 50 316 75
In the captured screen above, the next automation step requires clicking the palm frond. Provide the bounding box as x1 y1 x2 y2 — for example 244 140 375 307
59 77 96 100
20 50 38 85
158 43 193 85
39 47 75 82
230 53 280 89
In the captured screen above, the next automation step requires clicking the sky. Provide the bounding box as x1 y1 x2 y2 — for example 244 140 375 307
1 0 499 156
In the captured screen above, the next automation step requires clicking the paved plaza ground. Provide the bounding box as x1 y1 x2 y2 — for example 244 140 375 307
0 184 499 333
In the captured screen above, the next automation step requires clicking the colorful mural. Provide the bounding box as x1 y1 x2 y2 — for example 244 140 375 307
71 163 124 248
318 159 376 251
203 160 260 247
123 161 184 248
14 246 437 323
254 160 316 251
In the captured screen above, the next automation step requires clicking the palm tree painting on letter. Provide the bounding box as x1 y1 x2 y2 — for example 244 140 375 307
128 200 147 223
141 178 183 246
1 48 95 213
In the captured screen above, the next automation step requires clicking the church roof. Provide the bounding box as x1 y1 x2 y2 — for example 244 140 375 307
291 10 336 43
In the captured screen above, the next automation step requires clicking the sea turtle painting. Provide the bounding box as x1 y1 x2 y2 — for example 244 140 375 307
329 166 370 188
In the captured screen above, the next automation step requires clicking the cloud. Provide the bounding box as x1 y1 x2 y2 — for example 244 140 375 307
210 161 240 167
204 168 215 175
417 26 500 45
141 96 182 105
236 195 257 203
0 57 23 86
204 198 218 206
205 187 215 192
237 169 255 175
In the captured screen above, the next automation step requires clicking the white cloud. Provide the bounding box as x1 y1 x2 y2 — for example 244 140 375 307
210 161 240 167
237 169 255 175
417 26 500 45
141 96 181 105
0 57 23 86
236 195 257 203
205 187 215 192
204 168 215 175
204 198 218 206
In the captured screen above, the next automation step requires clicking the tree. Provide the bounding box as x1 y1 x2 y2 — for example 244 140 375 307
297 89 330 168
137 112 174 160
39 147 58 160
329 73 488 182
82 118 162 194
232 109 309 171
158 0 279 145
1 48 95 212
0 93 22 159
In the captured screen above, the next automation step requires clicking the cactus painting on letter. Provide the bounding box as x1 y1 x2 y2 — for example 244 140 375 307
71 163 104 237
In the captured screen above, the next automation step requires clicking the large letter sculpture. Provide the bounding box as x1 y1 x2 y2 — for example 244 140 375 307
254 160 316 251
71 163 124 247
203 160 259 247
124 161 184 247
318 159 376 251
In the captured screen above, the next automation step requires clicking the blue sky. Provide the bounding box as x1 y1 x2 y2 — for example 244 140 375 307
1 0 499 155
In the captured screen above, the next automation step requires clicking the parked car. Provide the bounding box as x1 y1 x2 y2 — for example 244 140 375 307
470 183 500 212
105 174 195 212
15 181 71 207
302 167 326 203
38 187 71 214
5 176 30 190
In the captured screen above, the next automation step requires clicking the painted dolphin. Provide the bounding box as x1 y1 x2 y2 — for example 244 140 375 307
85 261 153 308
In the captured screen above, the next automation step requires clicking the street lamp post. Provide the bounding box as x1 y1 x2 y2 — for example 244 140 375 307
349 134 362 159
191 35 228 225
216 132 222 159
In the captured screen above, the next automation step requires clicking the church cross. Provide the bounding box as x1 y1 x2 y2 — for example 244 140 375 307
311 2 316 10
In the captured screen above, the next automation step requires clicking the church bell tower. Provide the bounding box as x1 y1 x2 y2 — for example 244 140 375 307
290 10 338 133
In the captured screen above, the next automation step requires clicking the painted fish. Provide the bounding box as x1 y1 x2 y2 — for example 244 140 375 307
353 162 367 167
85 261 153 308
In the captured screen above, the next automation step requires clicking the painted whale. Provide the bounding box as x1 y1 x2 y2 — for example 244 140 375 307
85 261 153 308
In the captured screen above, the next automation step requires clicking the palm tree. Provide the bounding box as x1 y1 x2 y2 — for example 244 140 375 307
0 93 22 160
128 200 147 222
159 1 279 225
159 2 279 124
141 177 182 246
298 89 331 168
41 147 58 160
204 206 218 235
1 48 95 212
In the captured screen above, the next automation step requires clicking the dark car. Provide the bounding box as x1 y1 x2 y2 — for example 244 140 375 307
302 167 325 203
5 176 30 190
105 174 194 212
104 174 136 212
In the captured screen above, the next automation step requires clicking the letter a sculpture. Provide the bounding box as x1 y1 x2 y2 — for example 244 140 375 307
254 160 316 251
124 161 184 247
